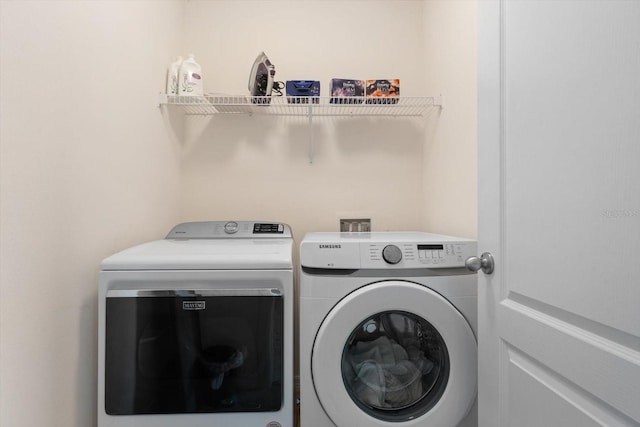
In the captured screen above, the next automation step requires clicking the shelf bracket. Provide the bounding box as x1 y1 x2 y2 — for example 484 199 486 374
308 105 314 164
158 92 168 107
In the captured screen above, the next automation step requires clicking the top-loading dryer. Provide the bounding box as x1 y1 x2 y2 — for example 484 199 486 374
299 232 477 427
98 221 294 427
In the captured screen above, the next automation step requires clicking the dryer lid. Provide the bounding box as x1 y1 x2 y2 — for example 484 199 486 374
102 221 293 270
101 238 293 270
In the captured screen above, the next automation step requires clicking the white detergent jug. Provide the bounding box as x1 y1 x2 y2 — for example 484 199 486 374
166 56 182 95
179 54 203 96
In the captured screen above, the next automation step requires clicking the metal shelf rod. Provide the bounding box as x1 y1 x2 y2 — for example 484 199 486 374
158 94 443 163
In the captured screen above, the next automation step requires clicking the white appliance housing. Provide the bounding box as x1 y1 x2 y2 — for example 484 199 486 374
300 232 478 427
98 221 294 427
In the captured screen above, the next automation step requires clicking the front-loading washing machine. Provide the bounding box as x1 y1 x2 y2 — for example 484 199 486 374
98 221 294 427
299 232 477 427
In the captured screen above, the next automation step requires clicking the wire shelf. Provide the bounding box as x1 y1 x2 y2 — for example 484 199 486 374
159 94 441 117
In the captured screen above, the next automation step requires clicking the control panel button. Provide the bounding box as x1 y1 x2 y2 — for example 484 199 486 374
382 245 403 264
224 221 239 234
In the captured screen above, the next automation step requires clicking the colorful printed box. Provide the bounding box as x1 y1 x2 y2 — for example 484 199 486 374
286 80 321 104
330 79 365 104
365 79 400 104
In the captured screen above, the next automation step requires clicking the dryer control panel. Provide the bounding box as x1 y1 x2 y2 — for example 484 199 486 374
300 232 477 270
166 221 292 239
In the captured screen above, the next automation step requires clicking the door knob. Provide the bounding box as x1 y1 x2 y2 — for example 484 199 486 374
465 252 495 275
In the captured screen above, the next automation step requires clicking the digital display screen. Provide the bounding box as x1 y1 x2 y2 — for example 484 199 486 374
417 244 444 250
253 223 283 234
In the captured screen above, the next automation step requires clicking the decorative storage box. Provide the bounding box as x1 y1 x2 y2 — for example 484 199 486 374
365 79 400 104
286 80 321 104
330 79 365 104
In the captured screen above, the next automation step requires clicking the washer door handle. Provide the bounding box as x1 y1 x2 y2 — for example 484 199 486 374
465 252 495 275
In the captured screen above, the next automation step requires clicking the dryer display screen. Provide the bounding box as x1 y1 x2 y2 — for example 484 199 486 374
253 223 284 234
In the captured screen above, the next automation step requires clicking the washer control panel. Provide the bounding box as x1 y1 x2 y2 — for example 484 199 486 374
362 242 474 268
300 232 476 270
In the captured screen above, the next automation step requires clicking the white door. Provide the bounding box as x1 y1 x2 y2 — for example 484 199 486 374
477 1 640 426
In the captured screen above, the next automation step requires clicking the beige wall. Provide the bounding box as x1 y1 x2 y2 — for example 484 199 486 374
177 0 477 243
422 0 478 238
0 2 183 426
0 1 477 426
179 0 430 246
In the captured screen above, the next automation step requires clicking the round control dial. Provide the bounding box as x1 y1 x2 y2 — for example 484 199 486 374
382 245 403 264
224 221 239 234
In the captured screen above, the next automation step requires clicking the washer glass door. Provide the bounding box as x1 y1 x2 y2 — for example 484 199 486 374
341 311 449 422
312 280 476 427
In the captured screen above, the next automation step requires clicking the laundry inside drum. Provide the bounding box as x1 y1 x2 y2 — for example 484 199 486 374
341 311 450 422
